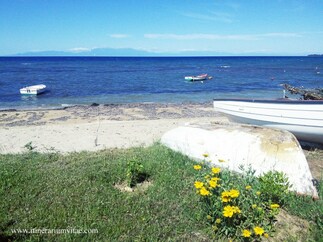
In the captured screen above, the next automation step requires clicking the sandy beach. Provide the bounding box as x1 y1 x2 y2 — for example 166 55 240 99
0 102 228 153
1 102 321 179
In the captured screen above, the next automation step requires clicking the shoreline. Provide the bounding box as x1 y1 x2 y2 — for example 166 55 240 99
0 102 219 126
0 101 214 112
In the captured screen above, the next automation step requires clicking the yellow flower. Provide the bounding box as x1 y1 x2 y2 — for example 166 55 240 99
229 189 240 198
206 215 212 220
232 206 241 214
254 226 265 236
200 187 210 196
211 167 221 174
215 218 221 224
245 185 252 190
252 204 257 209
242 229 251 237
221 191 231 202
270 204 280 209
218 159 225 162
264 233 269 238
209 180 218 188
193 165 202 170
256 191 261 196
223 205 240 217
221 189 239 201
194 181 204 189
223 205 234 217
202 153 209 158
211 177 220 183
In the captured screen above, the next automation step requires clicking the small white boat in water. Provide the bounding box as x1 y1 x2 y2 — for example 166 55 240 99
20 84 46 95
185 73 208 81
213 98 323 144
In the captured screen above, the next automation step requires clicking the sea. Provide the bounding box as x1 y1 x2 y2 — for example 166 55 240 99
0 56 322 110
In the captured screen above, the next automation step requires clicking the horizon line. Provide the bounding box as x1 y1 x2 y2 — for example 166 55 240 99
1 54 321 58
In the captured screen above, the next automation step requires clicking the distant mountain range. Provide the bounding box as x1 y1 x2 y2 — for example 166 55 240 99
307 54 323 57
14 48 154 56
9 48 315 57
13 48 237 57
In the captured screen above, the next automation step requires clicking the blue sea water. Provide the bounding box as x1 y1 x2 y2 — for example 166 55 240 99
0 56 322 109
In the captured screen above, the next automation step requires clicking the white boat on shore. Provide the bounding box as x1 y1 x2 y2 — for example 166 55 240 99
20 84 46 95
213 98 323 144
185 73 208 81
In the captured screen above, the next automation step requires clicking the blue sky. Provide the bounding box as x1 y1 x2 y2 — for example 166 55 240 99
1 0 322 56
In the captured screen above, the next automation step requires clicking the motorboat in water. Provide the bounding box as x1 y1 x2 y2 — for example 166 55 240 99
213 98 323 144
185 74 209 81
20 84 47 95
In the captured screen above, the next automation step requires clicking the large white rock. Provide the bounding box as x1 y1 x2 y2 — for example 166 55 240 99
161 122 318 198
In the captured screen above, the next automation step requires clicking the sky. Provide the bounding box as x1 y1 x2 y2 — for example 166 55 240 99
0 0 323 56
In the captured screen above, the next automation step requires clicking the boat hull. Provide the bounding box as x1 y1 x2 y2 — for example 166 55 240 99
185 74 208 81
213 99 323 144
20 84 46 95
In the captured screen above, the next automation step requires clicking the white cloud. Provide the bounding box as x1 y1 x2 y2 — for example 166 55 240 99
144 32 302 41
109 34 130 38
261 32 302 38
144 33 256 41
69 47 91 52
182 11 234 23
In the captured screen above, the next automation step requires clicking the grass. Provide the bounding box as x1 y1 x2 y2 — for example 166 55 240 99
284 180 323 242
0 144 212 241
0 143 322 241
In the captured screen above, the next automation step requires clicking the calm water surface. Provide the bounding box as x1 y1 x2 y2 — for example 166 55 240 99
0 56 322 109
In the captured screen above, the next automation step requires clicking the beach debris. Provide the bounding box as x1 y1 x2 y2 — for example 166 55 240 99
90 103 100 106
161 122 318 198
24 141 36 151
283 84 323 100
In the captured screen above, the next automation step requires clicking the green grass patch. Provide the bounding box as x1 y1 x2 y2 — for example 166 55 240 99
0 143 322 241
284 176 323 242
0 144 211 241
